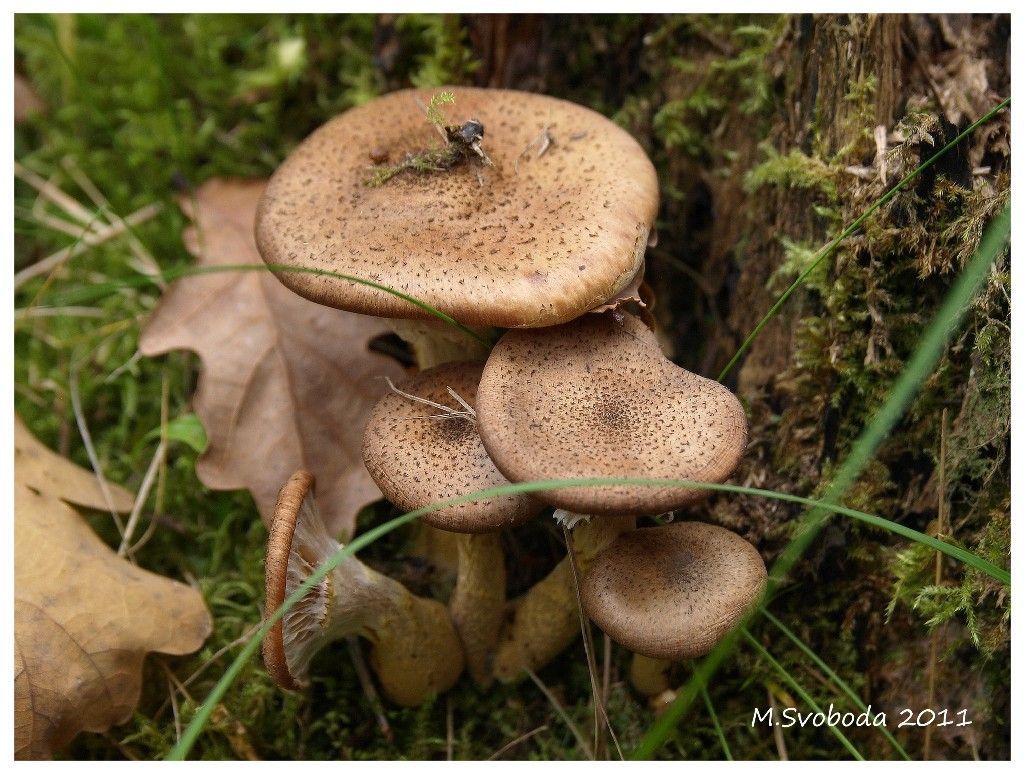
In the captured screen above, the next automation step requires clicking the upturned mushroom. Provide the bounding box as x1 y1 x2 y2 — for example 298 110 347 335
262 470 464 706
362 362 544 685
579 521 767 660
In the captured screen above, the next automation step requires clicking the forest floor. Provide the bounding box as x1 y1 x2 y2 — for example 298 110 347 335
14 13 1009 761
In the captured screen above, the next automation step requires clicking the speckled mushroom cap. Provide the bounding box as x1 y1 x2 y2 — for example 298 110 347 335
362 362 545 533
262 469 315 690
255 86 658 328
475 312 748 515
580 522 767 660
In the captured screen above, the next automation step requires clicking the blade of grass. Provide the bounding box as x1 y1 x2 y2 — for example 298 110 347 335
699 683 732 760
742 629 865 761
524 668 594 760
633 204 1009 759
761 608 910 760
717 96 1010 382
38 262 491 347
166 461 1008 757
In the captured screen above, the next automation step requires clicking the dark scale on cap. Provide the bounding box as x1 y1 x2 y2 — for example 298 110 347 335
475 312 748 515
580 522 767 660
255 87 658 328
362 362 544 533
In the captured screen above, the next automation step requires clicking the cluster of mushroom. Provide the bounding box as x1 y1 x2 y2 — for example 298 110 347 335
254 86 767 707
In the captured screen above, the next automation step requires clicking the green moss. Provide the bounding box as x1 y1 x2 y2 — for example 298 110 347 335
745 145 839 198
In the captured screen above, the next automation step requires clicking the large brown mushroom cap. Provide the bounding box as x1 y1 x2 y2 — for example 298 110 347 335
255 86 658 328
362 362 544 533
580 522 767 660
475 312 748 515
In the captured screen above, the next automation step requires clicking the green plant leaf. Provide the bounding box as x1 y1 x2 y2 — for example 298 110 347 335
144 413 208 454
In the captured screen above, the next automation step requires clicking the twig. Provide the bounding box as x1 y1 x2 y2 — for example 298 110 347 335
102 732 140 761
119 437 166 557
515 124 554 174
62 156 166 288
155 624 261 720
601 633 612 725
446 694 455 760
768 688 788 760
384 376 476 422
563 525 623 760
524 667 593 760
68 363 126 537
346 637 393 742
104 350 142 383
15 160 96 224
17 204 99 240
924 407 949 761
487 724 549 760
15 306 104 320
14 202 163 288
125 371 172 556
166 668 182 743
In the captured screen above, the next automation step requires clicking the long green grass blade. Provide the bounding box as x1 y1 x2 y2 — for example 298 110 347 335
761 609 910 760
633 204 1009 759
717 96 1010 382
742 630 865 760
36 262 491 346
699 683 733 760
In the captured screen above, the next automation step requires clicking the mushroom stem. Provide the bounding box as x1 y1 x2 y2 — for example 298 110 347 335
387 318 491 369
492 513 635 682
264 471 464 706
378 331 507 690
449 531 506 686
629 654 673 697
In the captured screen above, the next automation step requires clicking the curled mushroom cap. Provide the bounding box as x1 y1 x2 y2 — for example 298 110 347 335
580 522 767 660
262 470 464 704
475 312 748 515
255 86 658 328
362 361 544 533
263 470 318 691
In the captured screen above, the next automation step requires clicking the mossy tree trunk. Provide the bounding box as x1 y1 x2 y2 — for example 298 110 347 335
460 13 1009 759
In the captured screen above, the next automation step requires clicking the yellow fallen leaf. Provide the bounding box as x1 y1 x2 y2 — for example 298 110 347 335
139 178 405 538
14 417 212 759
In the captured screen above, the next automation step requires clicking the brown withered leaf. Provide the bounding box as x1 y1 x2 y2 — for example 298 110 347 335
14 416 212 759
14 73 46 125
139 178 404 537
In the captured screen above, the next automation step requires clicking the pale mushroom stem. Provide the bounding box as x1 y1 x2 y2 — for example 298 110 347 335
281 493 464 706
629 653 673 697
449 531 506 686
383 318 506 688
387 317 492 369
492 513 635 682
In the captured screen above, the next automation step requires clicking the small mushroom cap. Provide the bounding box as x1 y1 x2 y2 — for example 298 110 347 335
580 522 767 660
255 86 658 328
475 312 748 515
362 362 544 533
262 469 315 690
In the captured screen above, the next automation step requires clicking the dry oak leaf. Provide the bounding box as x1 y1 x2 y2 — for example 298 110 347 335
14 416 212 759
14 73 46 125
139 178 404 538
